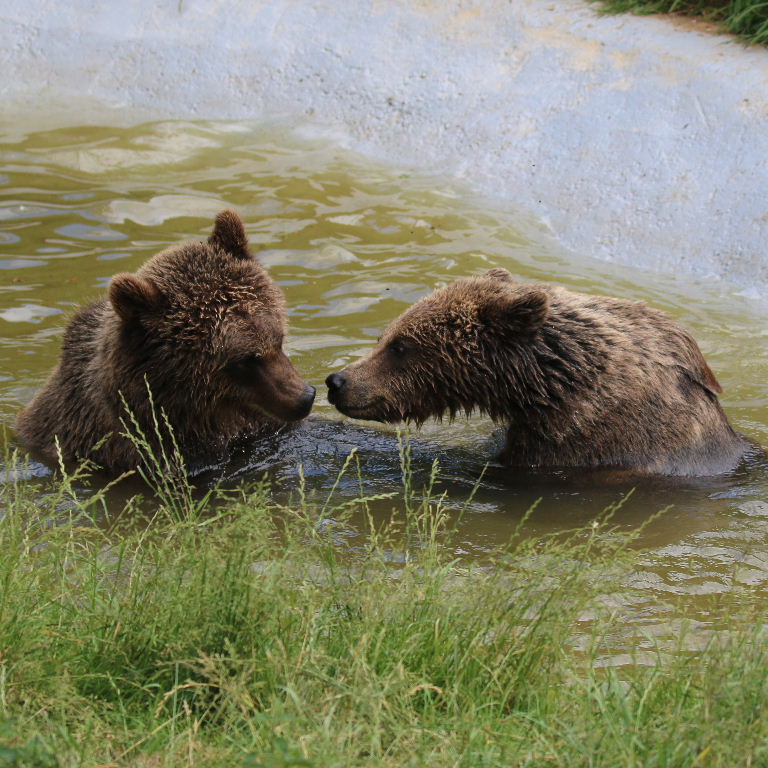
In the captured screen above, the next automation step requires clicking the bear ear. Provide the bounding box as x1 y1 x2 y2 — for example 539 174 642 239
109 273 163 323
482 267 515 283
481 286 549 337
208 209 252 260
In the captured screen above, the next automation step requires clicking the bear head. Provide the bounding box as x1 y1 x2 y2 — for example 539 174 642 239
107 210 315 440
326 268 548 424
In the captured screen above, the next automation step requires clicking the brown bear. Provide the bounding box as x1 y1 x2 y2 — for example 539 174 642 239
326 268 748 476
16 210 315 473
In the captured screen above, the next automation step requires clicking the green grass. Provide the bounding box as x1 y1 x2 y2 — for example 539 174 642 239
591 0 768 44
1 436 768 766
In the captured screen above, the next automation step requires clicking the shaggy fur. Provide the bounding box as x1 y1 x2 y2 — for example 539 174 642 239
16 210 315 473
326 268 748 476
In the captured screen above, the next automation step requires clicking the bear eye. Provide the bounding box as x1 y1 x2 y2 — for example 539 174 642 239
387 339 407 358
227 354 262 372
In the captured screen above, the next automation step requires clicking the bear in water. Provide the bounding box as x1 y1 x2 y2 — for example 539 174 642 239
326 268 747 476
17 210 315 473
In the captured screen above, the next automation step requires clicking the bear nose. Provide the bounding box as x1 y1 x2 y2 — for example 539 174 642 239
301 385 316 407
325 372 346 394
294 385 316 419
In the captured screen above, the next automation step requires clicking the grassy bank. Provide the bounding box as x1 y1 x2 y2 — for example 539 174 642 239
591 1 768 44
1 445 768 766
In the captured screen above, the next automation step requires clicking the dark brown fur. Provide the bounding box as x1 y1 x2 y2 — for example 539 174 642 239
326 268 748 476
16 211 315 473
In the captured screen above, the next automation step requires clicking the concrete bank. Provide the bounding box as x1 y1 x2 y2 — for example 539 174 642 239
1 0 767 295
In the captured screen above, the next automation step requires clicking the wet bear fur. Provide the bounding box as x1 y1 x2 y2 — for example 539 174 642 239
16 211 315 473
327 268 748 476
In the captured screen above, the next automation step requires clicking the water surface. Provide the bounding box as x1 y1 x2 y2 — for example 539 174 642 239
1 120 766 653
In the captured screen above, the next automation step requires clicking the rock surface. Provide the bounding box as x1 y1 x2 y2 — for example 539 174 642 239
2 0 766 294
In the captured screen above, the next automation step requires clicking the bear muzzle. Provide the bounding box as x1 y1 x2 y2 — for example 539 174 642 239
296 385 317 418
275 383 316 422
325 371 389 420
325 372 346 404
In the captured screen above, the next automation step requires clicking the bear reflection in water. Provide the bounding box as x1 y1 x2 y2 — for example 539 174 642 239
326 268 750 477
16 211 315 474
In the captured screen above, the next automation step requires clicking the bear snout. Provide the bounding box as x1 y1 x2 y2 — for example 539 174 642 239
276 383 316 422
325 372 346 403
299 385 317 415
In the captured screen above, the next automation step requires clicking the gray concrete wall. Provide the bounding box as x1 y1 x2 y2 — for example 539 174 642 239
2 0 767 296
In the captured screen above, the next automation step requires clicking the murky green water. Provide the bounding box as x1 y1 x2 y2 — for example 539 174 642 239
1 120 767 650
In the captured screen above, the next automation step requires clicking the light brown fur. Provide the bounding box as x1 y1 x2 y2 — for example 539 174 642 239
326 268 748 476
